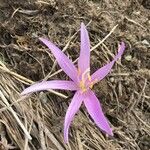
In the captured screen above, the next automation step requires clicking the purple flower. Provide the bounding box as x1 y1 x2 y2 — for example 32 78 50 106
21 23 125 143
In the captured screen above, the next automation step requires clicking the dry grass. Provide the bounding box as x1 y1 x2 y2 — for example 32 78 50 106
0 0 150 149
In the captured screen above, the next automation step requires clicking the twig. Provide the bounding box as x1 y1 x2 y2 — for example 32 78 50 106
0 96 29 113
134 90 150 99
0 90 32 140
44 126 65 150
91 24 118 51
109 73 130 76
131 79 147 110
48 24 118 79
76 130 84 150
38 106 47 150
0 66 33 85
44 20 92 81
0 61 67 98
24 114 33 150
125 16 146 30
132 111 150 130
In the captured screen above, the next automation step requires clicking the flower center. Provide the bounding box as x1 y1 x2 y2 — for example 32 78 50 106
78 68 97 93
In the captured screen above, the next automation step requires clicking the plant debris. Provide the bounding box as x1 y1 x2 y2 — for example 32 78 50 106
0 0 150 149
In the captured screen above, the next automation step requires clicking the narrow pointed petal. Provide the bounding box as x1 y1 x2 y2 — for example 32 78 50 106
39 38 78 82
84 90 113 136
64 91 83 143
78 23 90 73
21 80 78 95
91 42 125 82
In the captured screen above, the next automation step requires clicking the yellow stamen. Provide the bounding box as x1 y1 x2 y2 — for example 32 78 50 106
87 74 91 81
78 68 93 93
79 81 87 93
90 84 94 89
89 79 98 89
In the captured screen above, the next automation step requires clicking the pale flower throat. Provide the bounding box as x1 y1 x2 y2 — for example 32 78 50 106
77 68 97 93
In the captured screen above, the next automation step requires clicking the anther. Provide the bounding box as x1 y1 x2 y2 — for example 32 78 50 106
87 74 91 81
89 79 98 89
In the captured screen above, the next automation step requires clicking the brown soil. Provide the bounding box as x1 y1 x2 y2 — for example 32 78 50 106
0 0 150 150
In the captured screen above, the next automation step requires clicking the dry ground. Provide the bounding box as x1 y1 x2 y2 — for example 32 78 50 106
0 0 150 150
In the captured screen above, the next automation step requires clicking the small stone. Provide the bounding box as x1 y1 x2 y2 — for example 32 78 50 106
125 55 132 61
110 77 115 83
142 39 149 45
39 92 48 104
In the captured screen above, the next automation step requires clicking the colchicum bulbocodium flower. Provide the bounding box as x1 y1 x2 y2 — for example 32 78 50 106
21 23 125 143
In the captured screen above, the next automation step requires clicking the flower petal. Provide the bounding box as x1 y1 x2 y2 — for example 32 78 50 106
39 38 78 82
84 90 113 136
21 80 78 95
64 91 83 143
91 42 125 82
78 23 90 74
